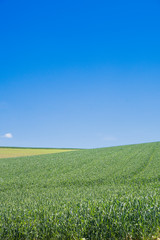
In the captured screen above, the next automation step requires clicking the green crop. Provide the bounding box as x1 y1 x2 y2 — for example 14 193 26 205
0 142 160 239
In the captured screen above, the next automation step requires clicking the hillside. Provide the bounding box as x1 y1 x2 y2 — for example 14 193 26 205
0 142 160 239
0 147 76 158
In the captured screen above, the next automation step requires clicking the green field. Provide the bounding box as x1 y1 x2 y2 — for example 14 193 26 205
0 142 160 239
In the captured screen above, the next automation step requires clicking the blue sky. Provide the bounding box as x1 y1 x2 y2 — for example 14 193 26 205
0 0 160 148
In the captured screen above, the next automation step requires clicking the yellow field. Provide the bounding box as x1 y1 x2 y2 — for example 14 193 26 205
0 148 75 158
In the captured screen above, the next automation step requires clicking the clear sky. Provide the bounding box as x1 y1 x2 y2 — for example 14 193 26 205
0 0 160 148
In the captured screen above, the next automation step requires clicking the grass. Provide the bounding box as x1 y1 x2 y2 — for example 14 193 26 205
0 147 75 158
0 142 160 239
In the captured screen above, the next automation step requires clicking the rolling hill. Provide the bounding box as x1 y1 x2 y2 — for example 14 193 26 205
0 142 160 239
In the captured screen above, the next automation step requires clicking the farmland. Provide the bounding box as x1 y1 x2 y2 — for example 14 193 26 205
0 147 75 158
0 142 160 239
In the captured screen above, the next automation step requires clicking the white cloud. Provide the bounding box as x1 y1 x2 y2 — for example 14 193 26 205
3 133 13 139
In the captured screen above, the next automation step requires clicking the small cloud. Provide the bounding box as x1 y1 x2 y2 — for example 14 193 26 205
3 133 13 139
